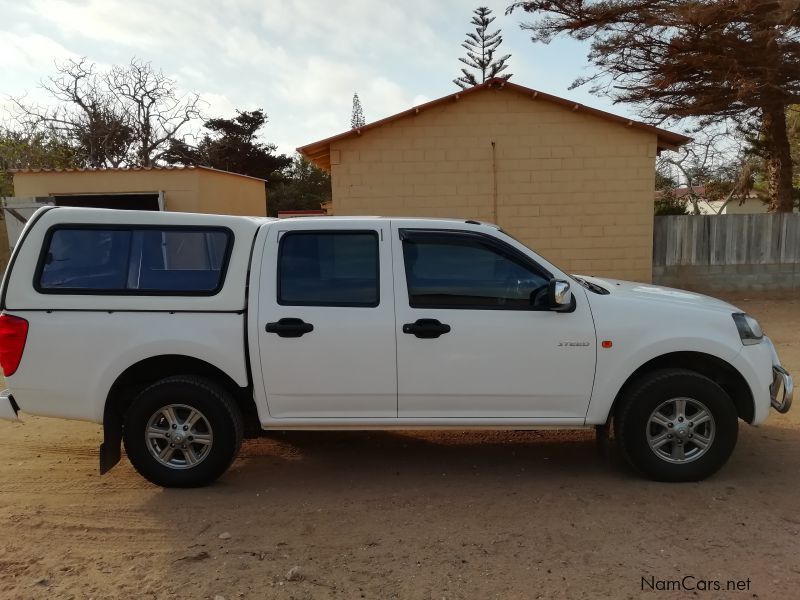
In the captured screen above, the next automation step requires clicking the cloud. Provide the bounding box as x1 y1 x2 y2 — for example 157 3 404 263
0 31 76 74
0 30 79 124
25 0 208 49
2 0 628 155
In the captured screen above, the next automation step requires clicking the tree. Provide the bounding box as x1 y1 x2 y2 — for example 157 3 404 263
11 58 133 168
12 57 202 168
654 170 690 215
454 7 513 89
164 109 291 182
0 126 79 196
351 93 365 129
787 105 800 202
507 0 800 212
105 59 203 166
267 154 331 217
657 130 759 214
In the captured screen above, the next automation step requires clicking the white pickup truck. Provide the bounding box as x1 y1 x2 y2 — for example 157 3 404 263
0 207 792 487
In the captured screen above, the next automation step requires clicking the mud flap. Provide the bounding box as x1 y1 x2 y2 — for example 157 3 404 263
99 409 122 474
99 440 121 474
595 423 610 457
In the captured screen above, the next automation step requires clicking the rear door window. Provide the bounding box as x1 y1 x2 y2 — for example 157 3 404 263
37 227 232 295
278 231 379 306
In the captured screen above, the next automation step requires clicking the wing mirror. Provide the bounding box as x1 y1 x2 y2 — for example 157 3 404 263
548 279 573 312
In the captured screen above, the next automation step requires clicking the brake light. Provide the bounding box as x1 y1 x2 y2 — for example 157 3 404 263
0 314 29 376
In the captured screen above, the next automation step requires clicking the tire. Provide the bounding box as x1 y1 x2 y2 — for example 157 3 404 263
123 376 243 487
614 368 738 482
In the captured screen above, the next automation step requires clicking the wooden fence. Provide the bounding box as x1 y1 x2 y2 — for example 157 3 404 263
654 214 800 267
653 214 800 291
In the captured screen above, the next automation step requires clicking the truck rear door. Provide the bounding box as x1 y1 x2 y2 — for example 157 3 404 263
256 219 397 419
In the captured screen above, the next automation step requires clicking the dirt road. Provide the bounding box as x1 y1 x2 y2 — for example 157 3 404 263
1 295 799 599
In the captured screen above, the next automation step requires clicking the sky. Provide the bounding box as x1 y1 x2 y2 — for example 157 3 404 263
0 0 643 157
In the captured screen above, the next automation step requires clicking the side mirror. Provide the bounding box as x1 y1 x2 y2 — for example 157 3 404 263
548 279 573 312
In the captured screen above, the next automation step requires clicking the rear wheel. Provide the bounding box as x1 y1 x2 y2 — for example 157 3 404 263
614 368 738 482
123 376 243 487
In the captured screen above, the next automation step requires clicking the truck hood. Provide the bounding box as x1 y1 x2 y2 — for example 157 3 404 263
575 275 742 315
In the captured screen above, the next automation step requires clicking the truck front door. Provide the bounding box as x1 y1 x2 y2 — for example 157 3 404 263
257 220 397 418
391 223 597 420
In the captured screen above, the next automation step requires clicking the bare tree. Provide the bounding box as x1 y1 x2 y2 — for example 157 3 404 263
658 130 758 215
11 58 133 167
10 57 203 168
106 59 204 166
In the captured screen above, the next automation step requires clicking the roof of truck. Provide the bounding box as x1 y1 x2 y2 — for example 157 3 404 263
265 215 501 228
36 206 275 226
40 207 501 229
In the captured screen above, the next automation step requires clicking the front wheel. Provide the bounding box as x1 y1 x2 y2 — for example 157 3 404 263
123 376 243 487
614 368 738 482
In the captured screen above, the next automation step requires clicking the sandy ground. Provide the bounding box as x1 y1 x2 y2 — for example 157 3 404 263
1 294 799 600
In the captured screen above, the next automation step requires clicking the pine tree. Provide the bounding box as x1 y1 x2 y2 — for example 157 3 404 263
454 7 512 89
351 93 365 129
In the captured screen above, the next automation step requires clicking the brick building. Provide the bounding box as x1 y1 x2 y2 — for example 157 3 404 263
298 79 689 282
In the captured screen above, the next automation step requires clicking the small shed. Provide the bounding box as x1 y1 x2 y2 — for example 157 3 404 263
2 165 267 253
8 165 267 216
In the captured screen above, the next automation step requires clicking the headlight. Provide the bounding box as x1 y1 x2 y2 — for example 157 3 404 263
732 313 763 345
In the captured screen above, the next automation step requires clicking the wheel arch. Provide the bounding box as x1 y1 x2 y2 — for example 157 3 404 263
100 354 260 474
609 351 754 425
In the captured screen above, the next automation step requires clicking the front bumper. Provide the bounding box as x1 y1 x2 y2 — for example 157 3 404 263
771 365 793 413
0 389 20 422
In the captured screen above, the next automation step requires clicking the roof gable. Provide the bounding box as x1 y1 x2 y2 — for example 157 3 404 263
9 165 267 183
298 79 691 171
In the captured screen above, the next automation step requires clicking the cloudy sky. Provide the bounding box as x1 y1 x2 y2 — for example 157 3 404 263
1 0 636 156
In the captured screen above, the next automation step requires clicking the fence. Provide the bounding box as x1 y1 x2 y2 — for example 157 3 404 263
653 214 800 291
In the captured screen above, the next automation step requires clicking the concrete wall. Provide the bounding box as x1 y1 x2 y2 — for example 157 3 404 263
330 88 658 282
653 264 800 292
11 168 266 216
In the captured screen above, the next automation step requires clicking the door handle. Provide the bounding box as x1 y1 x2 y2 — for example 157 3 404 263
265 318 314 338
402 318 451 339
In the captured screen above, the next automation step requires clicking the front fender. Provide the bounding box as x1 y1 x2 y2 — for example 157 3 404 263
585 336 743 425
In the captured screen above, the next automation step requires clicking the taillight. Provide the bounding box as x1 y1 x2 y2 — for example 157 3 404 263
0 314 29 376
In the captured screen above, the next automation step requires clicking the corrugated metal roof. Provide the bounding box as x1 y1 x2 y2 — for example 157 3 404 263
9 164 267 183
298 78 692 171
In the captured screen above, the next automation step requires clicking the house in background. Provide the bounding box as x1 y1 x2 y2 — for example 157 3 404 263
298 79 690 283
667 186 775 215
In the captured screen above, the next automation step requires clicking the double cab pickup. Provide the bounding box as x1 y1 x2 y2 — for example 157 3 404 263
0 207 792 486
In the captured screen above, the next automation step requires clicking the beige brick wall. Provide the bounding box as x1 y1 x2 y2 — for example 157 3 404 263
12 169 266 217
196 170 267 216
330 89 657 282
